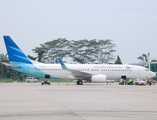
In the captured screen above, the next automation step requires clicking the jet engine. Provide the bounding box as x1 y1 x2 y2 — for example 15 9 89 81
91 75 107 83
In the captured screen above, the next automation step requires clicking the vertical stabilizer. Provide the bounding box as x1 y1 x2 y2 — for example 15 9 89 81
3 36 32 64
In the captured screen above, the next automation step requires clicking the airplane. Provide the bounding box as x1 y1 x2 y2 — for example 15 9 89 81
1 36 156 85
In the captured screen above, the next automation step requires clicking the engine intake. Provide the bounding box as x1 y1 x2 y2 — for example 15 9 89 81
91 75 107 83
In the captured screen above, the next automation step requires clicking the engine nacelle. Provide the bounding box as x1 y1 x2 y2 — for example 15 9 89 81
91 75 107 83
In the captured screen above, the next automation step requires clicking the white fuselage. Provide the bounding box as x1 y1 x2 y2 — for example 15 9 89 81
34 63 155 80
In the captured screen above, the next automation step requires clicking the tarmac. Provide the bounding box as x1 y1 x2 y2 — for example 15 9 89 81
0 82 157 120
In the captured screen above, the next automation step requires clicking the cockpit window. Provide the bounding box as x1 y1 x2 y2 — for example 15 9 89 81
145 69 149 71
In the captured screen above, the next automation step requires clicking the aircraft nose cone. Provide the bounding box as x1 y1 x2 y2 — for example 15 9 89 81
152 72 156 78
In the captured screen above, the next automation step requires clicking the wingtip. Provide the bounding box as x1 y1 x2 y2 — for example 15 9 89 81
58 58 68 70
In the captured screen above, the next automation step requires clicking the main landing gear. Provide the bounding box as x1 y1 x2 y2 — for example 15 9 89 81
76 79 83 85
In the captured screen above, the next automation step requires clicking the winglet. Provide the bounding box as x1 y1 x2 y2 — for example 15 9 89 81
58 58 68 70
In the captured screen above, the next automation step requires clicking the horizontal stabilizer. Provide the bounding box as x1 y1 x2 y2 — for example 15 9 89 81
1 62 21 68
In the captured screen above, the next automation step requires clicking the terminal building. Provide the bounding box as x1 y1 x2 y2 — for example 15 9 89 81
149 62 157 75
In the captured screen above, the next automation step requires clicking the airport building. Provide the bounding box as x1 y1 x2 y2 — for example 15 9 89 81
150 62 157 75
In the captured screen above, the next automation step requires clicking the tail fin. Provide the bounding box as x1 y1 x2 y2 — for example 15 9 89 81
3 36 32 64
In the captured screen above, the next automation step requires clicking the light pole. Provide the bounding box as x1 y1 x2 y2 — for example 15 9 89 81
148 56 150 70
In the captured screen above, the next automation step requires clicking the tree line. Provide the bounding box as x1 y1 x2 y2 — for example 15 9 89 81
29 39 117 64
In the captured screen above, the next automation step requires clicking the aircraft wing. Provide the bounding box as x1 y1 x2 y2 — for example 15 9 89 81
1 62 21 68
58 58 91 79
67 69 91 78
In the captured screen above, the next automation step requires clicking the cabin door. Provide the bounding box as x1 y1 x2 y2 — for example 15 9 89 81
30 66 34 73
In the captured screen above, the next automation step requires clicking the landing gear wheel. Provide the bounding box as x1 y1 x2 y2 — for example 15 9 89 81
77 79 83 85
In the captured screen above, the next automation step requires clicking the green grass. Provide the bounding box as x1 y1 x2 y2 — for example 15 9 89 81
0 78 14 83
0 78 119 83
0 78 73 83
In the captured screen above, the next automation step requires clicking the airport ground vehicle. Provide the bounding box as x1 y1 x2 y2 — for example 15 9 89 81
152 76 157 80
26 77 38 82
119 78 124 85
134 79 146 85
127 78 134 85
41 79 51 85
119 78 134 85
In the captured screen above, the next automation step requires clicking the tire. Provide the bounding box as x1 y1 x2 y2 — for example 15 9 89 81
77 80 83 85
79 81 83 85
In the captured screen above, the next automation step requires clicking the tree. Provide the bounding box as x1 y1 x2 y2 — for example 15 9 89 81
114 55 122 64
151 59 157 62
69 39 96 64
137 52 150 66
27 55 36 61
96 39 116 64
32 38 70 63
68 39 116 64
32 38 116 64
32 45 46 62
44 38 70 63
0 54 8 77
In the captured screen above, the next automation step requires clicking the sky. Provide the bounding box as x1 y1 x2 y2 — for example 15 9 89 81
0 0 157 64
